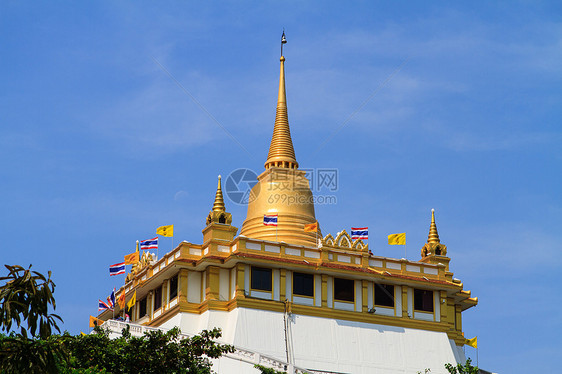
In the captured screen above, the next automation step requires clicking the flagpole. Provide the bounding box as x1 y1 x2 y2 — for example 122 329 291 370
316 228 319 248
113 287 116 319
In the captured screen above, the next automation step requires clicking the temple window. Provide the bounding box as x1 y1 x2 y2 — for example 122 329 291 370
334 277 354 302
374 283 395 307
169 274 178 301
414 288 434 312
251 266 272 292
293 272 314 297
139 297 147 318
219 214 226 224
154 286 162 311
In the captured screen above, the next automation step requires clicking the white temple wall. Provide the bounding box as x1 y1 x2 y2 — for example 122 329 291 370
162 308 465 374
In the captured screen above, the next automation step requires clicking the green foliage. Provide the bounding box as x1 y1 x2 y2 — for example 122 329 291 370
59 325 234 374
445 358 479 374
0 333 68 374
1 265 234 374
0 264 65 373
254 364 287 374
0 264 62 339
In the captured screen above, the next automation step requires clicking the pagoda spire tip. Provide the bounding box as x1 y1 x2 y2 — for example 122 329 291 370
212 175 225 212
265 33 298 170
428 209 440 244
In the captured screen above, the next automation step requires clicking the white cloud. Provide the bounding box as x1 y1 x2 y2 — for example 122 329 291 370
86 77 215 153
444 131 562 152
451 223 562 275
174 190 189 201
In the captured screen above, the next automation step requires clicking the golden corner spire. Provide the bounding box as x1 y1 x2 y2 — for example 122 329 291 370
212 175 226 212
420 208 448 268
204 175 236 242
427 209 440 244
264 30 298 170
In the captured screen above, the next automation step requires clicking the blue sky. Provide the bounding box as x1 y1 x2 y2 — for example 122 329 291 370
1 1 561 372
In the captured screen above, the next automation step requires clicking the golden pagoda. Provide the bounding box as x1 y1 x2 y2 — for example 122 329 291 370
98 35 478 374
240 51 319 247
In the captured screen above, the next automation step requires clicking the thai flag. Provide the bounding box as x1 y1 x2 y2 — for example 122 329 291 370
109 262 126 276
263 214 278 226
351 227 368 240
140 237 158 250
98 299 111 311
107 288 115 308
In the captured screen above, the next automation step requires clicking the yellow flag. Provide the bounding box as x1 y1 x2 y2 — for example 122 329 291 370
124 251 139 265
127 290 136 310
89 316 104 328
465 336 477 348
81 332 87 336
304 222 318 232
388 233 406 245
157 225 174 237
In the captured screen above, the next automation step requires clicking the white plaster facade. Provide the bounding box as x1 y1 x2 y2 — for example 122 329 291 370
154 308 467 374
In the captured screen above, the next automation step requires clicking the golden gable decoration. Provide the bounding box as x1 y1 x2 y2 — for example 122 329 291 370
335 230 352 248
323 234 335 246
321 230 368 252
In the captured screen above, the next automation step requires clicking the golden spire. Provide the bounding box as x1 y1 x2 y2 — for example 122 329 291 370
427 209 440 244
212 175 225 212
240 32 318 247
265 31 298 169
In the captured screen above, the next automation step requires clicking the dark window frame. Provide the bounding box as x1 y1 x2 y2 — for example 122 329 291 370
414 288 434 312
154 286 162 311
293 272 314 297
169 274 178 301
251 267 273 292
334 277 355 303
139 297 147 318
374 283 395 308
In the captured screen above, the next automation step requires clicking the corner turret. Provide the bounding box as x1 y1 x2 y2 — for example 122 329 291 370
203 175 237 243
420 209 450 271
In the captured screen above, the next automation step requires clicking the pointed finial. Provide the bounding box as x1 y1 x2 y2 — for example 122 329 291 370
265 33 298 170
281 29 287 57
427 209 440 244
212 175 226 212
